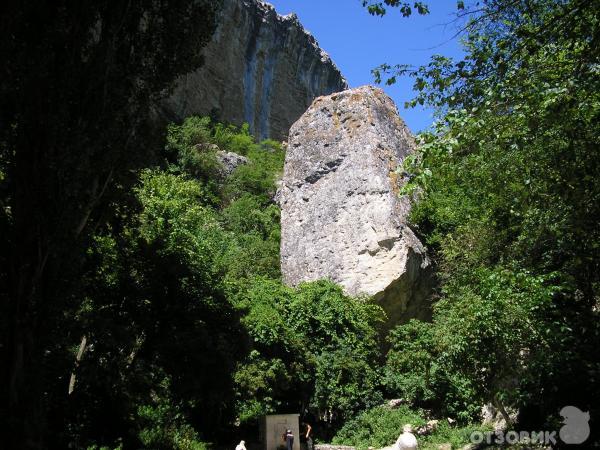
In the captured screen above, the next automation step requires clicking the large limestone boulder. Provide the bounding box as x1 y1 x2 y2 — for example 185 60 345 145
280 86 432 325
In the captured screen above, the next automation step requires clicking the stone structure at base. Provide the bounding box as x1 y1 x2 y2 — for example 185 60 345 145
280 86 432 325
260 414 300 450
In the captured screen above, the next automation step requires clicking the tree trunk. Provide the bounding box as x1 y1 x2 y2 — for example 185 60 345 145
6 265 46 448
493 395 513 429
68 335 87 395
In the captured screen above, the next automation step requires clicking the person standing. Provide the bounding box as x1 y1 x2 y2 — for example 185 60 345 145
283 429 294 450
302 422 313 450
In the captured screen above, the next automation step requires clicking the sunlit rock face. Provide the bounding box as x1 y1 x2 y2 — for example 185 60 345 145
280 86 433 325
161 0 347 141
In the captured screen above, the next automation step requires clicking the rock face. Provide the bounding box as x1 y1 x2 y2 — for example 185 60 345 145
280 86 432 325
216 150 249 177
161 0 347 141
481 403 519 431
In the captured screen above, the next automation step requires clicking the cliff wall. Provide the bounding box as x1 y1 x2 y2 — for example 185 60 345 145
162 0 347 140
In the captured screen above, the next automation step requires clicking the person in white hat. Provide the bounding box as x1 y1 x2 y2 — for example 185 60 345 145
236 440 247 450
395 424 418 450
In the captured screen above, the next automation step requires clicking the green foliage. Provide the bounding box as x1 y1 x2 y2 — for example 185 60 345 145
233 279 385 423
222 194 280 238
69 168 243 447
431 270 560 405
165 116 221 184
86 445 123 450
77 120 287 444
314 347 382 416
333 405 488 449
376 0 600 433
384 320 438 405
221 194 281 281
333 405 425 448
137 380 209 450
223 140 284 201
136 170 223 245
361 1 429 17
291 282 385 417
234 353 293 422
212 122 255 155
385 269 561 421
385 320 481 422
164 115 285 205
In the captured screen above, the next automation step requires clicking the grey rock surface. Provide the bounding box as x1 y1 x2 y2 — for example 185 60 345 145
386 398 407 409
315 446 356 450
216 150 249 177
280 86 432 325
481 403 518 431
161 0 347 141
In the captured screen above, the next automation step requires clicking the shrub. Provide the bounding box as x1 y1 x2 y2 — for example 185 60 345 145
233 279 385 423
165 116 220 182
333 404 489 450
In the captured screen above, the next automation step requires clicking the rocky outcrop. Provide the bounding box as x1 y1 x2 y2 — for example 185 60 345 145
216 150 248 177
161 0 347 141
481 403 519 431
280 86 432 325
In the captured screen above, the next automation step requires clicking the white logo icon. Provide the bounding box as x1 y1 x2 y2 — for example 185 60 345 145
559 406 590 444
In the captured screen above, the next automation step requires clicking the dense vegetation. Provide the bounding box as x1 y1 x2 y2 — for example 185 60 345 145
2 0 599 448
2 113 389 448
0 1 223 446
370 0 600 442
333 405 487 449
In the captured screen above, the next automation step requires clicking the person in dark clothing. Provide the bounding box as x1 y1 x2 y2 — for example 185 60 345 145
302 422 313 450
283 429 294 450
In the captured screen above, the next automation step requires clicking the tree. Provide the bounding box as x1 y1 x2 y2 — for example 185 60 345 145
56 116 286 448
0 1 222 446
371 0 600 435
65 169 244 448
361 1 429 17
233 279 385 426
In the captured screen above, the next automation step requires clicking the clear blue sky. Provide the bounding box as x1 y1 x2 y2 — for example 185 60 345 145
267 0 465 132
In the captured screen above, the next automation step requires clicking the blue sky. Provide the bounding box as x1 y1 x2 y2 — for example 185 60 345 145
267 0 465 132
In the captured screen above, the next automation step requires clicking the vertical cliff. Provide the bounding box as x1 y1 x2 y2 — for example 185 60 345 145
161 0 347 141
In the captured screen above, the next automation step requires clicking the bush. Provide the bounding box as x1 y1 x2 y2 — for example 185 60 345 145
333 404 489 450
137 401 208 450
165 116 220 183
222 140 284 201
232 279 385 423
333 405 425 449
